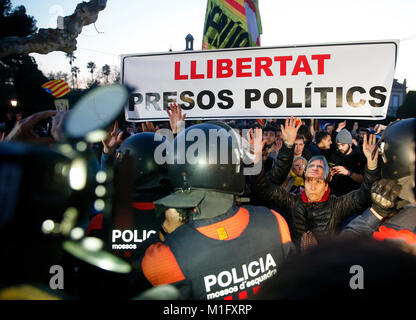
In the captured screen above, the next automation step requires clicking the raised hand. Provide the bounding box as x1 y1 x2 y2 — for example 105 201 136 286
141 121 159 133
102 121 123 155
362 134 378 169
5 110 57 144
280 116 301 146
336 120 347 132
374 124 386 134
247 127 265 164
51 110 66 142
167 103 186 134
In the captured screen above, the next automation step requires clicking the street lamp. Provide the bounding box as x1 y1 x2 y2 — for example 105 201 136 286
10 100 18 107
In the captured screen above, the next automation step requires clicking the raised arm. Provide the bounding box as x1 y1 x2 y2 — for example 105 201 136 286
267 117 301 184
247 126 296 213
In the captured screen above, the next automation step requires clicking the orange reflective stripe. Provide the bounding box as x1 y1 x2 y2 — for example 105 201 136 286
196 207 249 240
373 226 416 245
141 243 185 286
270 210 292 244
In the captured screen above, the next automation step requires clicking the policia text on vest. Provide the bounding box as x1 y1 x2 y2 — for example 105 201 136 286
203 253 277 300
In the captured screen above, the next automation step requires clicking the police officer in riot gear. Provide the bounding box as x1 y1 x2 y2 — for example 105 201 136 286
77 131 175 299
88 105 184 254
137 121 295 300
87 131 172 257
342 118 416 245
79 104 184 299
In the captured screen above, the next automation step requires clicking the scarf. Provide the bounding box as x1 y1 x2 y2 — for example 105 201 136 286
290 170 304 187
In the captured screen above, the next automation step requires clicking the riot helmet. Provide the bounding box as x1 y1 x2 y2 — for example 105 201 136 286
116 132 171 192
378 118 416 203
155 122 245 220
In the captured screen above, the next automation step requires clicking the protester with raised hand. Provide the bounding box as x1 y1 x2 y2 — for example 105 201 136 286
251 128 381 247
166 103 186 135
261 117 302 186
141 121 159 133
100 120 124 171
102 120 123 155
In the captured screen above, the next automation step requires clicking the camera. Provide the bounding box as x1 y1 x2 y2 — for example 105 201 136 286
1 85 133 275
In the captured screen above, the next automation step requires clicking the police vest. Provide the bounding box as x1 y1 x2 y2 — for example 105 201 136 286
111 201 162 259
87 196 164 260
165 205 286 300
373 205 416 245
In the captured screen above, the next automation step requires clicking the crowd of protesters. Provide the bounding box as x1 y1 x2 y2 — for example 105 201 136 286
0 99 415 301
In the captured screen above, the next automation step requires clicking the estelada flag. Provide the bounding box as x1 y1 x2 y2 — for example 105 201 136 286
257 119 264 127
202 0 262 50
42 80 70 98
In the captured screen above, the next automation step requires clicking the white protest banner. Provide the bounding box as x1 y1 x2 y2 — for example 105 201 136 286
122 40 398 121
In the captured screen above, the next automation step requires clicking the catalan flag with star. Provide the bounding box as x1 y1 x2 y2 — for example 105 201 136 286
41 80 70 98
202 0 262 50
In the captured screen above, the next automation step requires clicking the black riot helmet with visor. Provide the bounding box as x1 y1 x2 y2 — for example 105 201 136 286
377 118 416 203
154 122 246 221
115 132 171 193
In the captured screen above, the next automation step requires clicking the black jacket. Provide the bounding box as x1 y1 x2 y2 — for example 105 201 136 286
308 143 332 161
252 144 381 245
328 145 366 196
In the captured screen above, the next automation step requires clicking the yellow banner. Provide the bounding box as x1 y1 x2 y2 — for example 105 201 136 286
202 0 262 50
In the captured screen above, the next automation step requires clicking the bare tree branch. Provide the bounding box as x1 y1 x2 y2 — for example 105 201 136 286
0 0 108 59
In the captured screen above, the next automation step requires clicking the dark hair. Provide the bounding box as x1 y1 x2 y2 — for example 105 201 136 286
263 126 276 134
298 124 312 141
324 122 334 129
295 135 305 142
315 131 331 145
